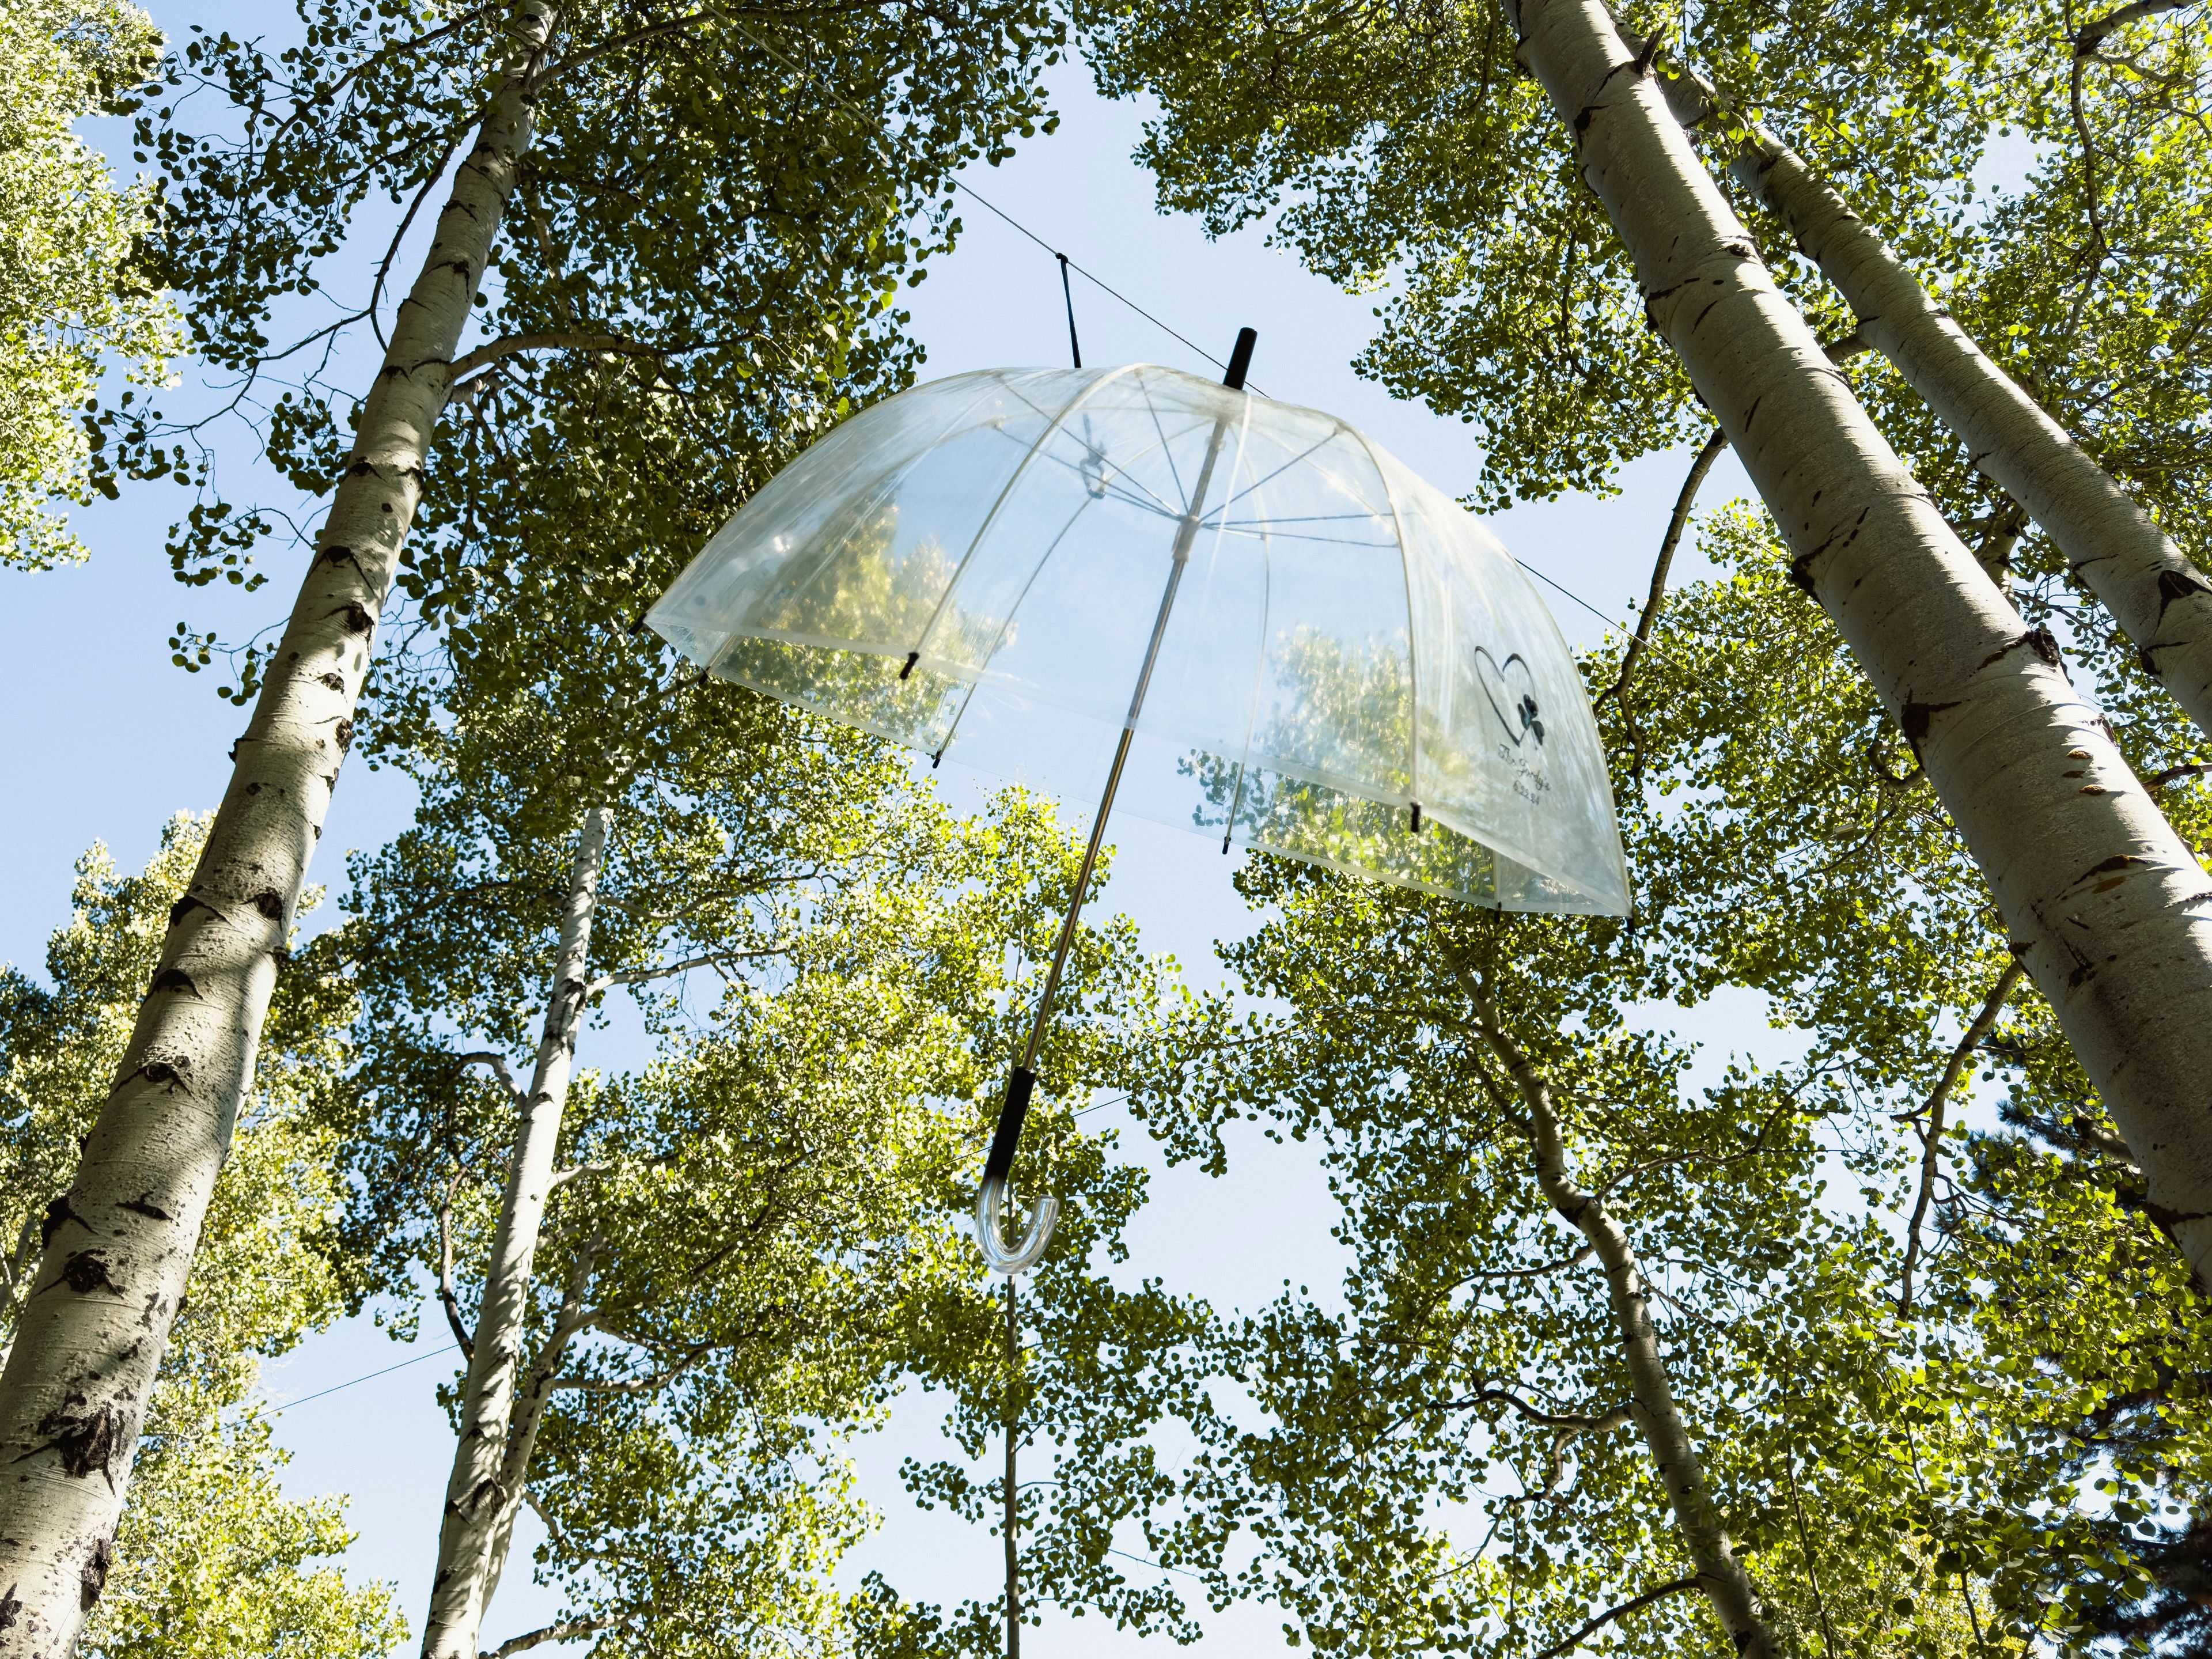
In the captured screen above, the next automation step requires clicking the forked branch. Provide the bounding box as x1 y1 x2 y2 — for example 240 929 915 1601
445 331 663 400
2074 0 2191 57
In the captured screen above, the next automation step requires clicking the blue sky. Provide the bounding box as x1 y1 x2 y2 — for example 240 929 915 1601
0 29 1767 1657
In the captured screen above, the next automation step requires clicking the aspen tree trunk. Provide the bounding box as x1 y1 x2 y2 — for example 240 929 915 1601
1507 0 2212 1287
1471 998 1777 1655
475 1234 597 1613
0 12 556 1652
421 805 612 1659
1643 58 2212 738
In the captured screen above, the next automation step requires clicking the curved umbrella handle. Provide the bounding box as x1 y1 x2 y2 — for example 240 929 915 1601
976 1065 1059 1275
975 1176 1060 1276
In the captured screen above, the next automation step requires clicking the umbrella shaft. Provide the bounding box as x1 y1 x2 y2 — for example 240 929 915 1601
1020 414 1234 1073
1019 721 1136 1073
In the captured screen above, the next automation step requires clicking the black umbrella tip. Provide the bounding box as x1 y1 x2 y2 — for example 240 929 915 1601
1224 327 1257 391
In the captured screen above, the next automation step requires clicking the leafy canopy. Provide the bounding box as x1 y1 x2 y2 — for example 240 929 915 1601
0 0 177 570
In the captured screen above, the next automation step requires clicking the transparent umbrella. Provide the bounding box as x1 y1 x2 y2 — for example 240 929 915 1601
649 336 1630 1271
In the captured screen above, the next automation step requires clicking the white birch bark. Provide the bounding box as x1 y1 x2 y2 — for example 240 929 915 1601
1506 0 2212 1288
1468 991 1775 1655
476 1233 597 1615
1643 55 2212 740
0 11 556 1651
420 804 612 1659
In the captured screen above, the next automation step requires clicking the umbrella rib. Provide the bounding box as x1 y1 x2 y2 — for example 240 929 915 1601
734 378 1018 634
1211 429 1359 517
1346 421 1423 813
1214 511 1384 527
926 492 1106 760
996 380 1066 426
1211 525 1400 548
1143 380 1190 510
898 366 1143 669
981 415 1188 520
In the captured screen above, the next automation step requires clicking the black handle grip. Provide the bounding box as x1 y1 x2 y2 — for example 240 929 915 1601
1224 327 1257 391
983 1067 1037 1188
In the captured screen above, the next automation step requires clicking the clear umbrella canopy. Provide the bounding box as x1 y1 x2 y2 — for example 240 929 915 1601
649 363 1629 916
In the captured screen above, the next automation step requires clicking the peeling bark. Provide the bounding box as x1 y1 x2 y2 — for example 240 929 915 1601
0 10 557 1653
1469 990 1777 1657
1509 0 2212 1289
420 805 611 1659
1646 43 2212 740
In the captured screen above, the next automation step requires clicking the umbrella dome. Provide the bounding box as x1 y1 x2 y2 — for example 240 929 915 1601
649 363 1630 916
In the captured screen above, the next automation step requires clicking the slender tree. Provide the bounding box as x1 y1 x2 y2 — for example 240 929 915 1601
862 1145 1221 1658
0 0 1064 1641
0 819 404 1657
328 744 1174 1656
1642 18 2212 741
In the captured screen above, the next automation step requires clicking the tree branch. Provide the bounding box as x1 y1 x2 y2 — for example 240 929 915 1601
481 1615 618 1659
532 0 891 91
517 175 578 328
2074 0 2190 56
1601 329 1859 734
548 1332 739 1396
1601 426 1727 720
1531 1577 1702 1659
1899 961 2026 1314
1464 1247 1597 1284
458 1050 524 1104
369 126 470 353
2146 760 2211 792
587 945 786 997
1440 1387 1632 1434
532 6 722 85
445 331 662 396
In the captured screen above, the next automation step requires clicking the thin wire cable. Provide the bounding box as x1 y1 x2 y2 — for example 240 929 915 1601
732 17 1680 673
729 20 1266 393
952 179 1269 395
1515 556 1634 632
265 1342 462 1416
1109 1546 1209 1583
1517 554 1700 679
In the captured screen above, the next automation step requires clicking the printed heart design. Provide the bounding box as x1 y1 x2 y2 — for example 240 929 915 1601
1474 648 1546 748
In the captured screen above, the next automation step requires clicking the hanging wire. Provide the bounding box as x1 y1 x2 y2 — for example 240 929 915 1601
725 23 1693 690
951 178 1271 394
728 20 1267 395
264 1342 461 1416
